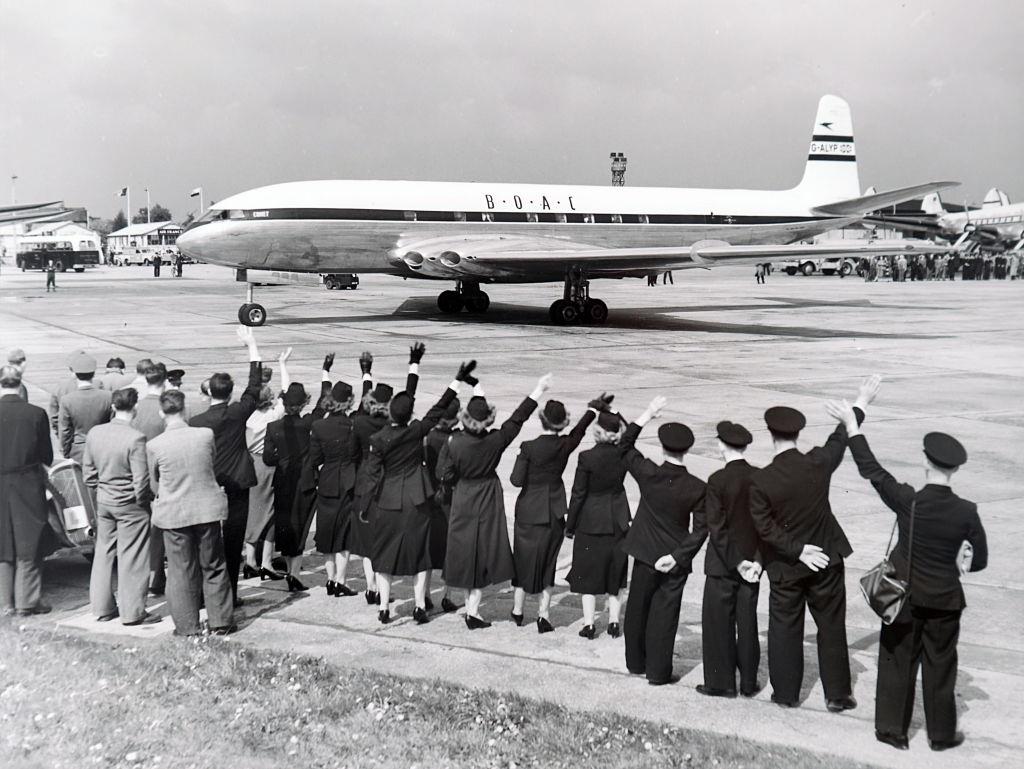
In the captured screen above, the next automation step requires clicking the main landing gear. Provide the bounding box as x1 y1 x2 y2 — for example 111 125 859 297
548 266 608 326
437 280 491 315
238 281 267 326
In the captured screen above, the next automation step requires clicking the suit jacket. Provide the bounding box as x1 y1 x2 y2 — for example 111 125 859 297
189 361 263 491
308 411 359 498
848 434 987 610
48 374 78 432
82 420 152 508
510 410 595 525
146 421 227 529
566 442 632 535
704 458 761 577
749 410 863 582
131 393 167 440
619 423 707 570
58 384 112 462
0 393 53 562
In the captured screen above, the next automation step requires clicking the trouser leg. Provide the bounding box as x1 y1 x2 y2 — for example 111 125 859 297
114 505 152 623
14 558 42 610
806 564 852 700
163 526 202 634
875 611 920 738
644 569 687 683
149 527 166 592
702 575 738 692
89 505 118 617
736 579 761 693
624 561 657 675
921 608 962 742
196 521 234 630
223 488 249 601
767 577 806 703
0 560 14 610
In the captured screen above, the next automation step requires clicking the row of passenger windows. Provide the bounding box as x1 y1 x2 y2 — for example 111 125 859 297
976 216 1022 225
402 210 650 224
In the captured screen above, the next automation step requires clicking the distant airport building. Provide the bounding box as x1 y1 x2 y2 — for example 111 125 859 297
106 221 182 253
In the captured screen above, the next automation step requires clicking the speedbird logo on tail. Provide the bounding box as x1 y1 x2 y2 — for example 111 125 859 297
819 121 834 131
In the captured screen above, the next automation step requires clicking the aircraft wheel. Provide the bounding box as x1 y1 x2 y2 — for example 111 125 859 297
550 299 579 325
464 291 490 313
238 303 267 326
584 298 609 324
437 290 463 314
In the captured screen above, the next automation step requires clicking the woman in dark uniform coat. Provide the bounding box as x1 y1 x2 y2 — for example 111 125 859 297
309 380 360 597
439 370 551 629
357 353 458 624
423 399 460 613
509 397 601 632
263 383 321 592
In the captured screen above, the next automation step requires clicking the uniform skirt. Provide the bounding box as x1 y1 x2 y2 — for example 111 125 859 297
371 505 432 576
428 500 449 570
274 464 317 558
244 454 276 545
512 517 564 594
444 477 515 589
567 532 628 595
314 491 354 554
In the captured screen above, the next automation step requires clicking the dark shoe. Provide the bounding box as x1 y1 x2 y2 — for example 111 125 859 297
15 604 52 617
607 622 621 638
123 612 162 627
826 695 857 713
627 668 646 676
378 610 391 625
578 625 595 640
335 583 358 597
286 575 308 593
424 597 435 612
441 596 460 613
242 564 259 580
465 615 491 630
648 674 682 687
233 597 245 608
537 617 554 634
259 567 285 581
875 731 910 751
771 694 799 708
413 607 430 624
929 732 965 751
740 683 764 698
365 590 379 605
97 610 120 622
209 624 238 636
696 684 737 699
510 611 524 627
325 580 338 596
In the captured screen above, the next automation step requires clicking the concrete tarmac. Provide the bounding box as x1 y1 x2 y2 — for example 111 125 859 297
1 261 1022 768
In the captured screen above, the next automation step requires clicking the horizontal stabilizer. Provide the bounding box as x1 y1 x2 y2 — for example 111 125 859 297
812 181 959 216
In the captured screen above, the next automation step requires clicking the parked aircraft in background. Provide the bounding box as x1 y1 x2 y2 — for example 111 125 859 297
178 95 956 326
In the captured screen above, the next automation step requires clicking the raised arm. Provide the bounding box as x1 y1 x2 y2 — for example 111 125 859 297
621 396 667 481
564 393 608 453
819 376 878 470
415 379 459 438
406 342 425 398
498 373 550 447
236 325 263 416
359 351 373 398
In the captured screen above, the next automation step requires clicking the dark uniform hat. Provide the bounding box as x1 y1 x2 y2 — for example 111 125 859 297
370 383 394 403
923 432 967 469
540 400 570 430
282 383 308 408
331 380 353 402
716 420 753 448
658 422 694 453
597 411 623 432
764 406 806 438
466 395 492 421
167 369 185 385
389 391 414 424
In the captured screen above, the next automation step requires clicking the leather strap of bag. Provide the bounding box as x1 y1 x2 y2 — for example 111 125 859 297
906 498 915 588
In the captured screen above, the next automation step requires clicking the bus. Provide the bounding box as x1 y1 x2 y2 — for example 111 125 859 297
16 236 101 272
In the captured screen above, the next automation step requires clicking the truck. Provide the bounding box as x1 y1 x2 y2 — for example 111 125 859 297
111 246 177 267
780 256 857 276
16 237 101 272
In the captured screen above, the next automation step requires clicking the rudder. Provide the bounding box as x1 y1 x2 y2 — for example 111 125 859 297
796 95 860 204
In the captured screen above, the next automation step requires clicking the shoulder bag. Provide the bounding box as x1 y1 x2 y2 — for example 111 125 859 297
859 499 915 625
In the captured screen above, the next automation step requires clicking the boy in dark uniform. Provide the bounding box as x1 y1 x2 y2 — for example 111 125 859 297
698 421 762 699
827 396 987 752
45 259 57 292
620 397 708 686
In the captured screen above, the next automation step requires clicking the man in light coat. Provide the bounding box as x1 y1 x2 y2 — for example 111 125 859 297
82 387 159 625
58 352 112 462
147 390 234 635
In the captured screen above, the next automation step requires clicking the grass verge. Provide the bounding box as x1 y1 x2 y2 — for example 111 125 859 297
0 622 875 769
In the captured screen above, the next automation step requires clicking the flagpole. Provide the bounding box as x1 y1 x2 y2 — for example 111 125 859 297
126 186 131 230
145 187 151 223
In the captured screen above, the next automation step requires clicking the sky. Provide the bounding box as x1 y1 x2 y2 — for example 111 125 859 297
1 0 1022 221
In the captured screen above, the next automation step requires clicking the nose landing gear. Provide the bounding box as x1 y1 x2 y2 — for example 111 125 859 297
437 281 490 315
549 267 608 325
237 278 267 326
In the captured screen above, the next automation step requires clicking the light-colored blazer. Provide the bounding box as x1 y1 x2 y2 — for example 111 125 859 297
82 420 152 508
58 385 112 462
146 421 227 529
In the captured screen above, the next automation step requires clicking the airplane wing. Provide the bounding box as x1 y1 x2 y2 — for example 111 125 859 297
812 181 959 216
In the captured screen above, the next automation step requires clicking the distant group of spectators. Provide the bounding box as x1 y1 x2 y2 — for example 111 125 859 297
859 252 1022 282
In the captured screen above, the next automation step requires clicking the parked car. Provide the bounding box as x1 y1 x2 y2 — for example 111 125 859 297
323 273 359 290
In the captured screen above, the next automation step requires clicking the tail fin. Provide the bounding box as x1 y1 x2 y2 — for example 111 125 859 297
983 187 1010 207
921 193 945 215
795 95 860 204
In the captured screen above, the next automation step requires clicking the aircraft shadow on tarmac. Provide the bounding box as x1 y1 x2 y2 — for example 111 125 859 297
273 296 944 339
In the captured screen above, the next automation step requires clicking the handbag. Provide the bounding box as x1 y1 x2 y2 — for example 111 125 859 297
859 499 915 625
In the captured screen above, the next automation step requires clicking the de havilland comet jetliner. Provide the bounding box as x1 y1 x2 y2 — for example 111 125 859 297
177 95 957 326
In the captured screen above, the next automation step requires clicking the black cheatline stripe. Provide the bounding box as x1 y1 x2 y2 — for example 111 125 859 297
235 208 835 225
806 154 857 163
811 134 854 142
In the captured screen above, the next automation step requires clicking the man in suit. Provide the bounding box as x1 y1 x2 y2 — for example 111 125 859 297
0 365 53 616
48 349 86 433
189 326 263 604
620 398 708 686
827 397 988 752
6 349 29 402
82 387 159 626
698 421 762 699
132 361 171 595
58 352 112 463
97 358 130 392
147 390 233 635
749 377 877 712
